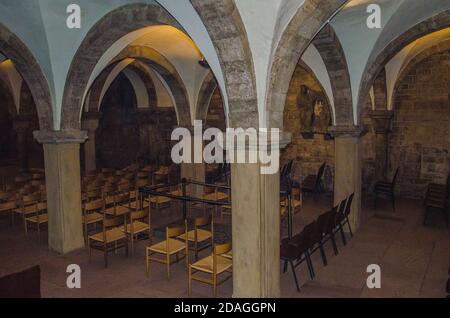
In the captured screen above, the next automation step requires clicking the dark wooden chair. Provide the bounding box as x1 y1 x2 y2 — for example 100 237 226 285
309 212 330 267
424 173 449 228
374 168 399 211
280 222 316 292
301 163 326 201
335 193 355 243
0 265 41 298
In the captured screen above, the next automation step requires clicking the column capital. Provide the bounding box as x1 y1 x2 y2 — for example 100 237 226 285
33 130 88 144
369 110 393 134
328 125 368 138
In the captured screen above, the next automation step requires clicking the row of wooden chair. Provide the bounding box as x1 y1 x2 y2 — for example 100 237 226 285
145 216 232 297
281 193 354 291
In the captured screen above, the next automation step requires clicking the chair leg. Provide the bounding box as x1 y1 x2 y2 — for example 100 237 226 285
213 274 217 298
305 252 315 280
330 233 339 255
374 192 377 209
319 243 327 266
167 253 171 280
188 266 192 297
283 260 288 273
346 218 354 237
146 251 150 277
88 241 92 263
392 193 396 211
339 225 347 246
289 261 300 292
37 224 41 244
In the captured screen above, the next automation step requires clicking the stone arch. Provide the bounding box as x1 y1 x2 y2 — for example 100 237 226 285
195 71 218 122
190 0 257 128
391 39 450 108
312 24 353 125
125 63 157 109
0 22 53 130
84 51 185 124
357 10 450 120
61 3 183 130
266 0 348 129
112 46 190 126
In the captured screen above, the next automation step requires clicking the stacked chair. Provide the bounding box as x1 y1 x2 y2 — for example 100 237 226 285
423 172 450 227
281 193 354 292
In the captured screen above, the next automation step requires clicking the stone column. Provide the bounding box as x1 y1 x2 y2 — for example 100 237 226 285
13 116 31 173
81 112 101 174
34 130 87 254
230 132 290 298
369 110 393 180
329 126 366 232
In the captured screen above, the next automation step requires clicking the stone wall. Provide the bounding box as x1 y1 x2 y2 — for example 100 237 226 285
281 63 334 191
389 50 450 198
96 73 177 169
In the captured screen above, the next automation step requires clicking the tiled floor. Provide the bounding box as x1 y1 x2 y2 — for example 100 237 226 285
0 194 448 298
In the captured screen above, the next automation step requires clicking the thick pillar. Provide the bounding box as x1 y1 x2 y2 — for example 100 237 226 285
81 112 101 174
329 126 366 232
34 130 87 254
369 110 393 180
230 133 290 298
13 116 31 173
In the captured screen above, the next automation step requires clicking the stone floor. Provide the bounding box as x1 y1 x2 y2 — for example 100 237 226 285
0 194 448 298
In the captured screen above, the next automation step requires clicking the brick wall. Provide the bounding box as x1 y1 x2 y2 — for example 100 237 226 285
389 50 450 198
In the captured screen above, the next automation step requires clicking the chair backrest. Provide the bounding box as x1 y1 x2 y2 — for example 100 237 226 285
195 215 212 227
214 242 232 256
344 193 355 217
312 212 329 244
84 199 105 213
315 163 326 186
114 192 130 205
167 220 187 238
392 168 400 186
0 200 16 211
103 215 123 229
324 207 338 234
21 193 41 206
291 221 316 252
130 209 148 221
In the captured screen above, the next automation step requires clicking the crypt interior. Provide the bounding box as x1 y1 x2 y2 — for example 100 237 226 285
0 0 449 298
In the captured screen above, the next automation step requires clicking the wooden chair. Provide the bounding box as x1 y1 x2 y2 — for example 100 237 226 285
0 200 16 225
424 179 449 227
123 209 150 255
105 192 130 217
146 220 188 279
188 242 232 297
82 199 105 244
374 167 399 211
301 163 326 201
178 216 213 260
281 222 316 291
13 193 41 225
336 193 355 240
88 214 128 268
24 202 48 243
